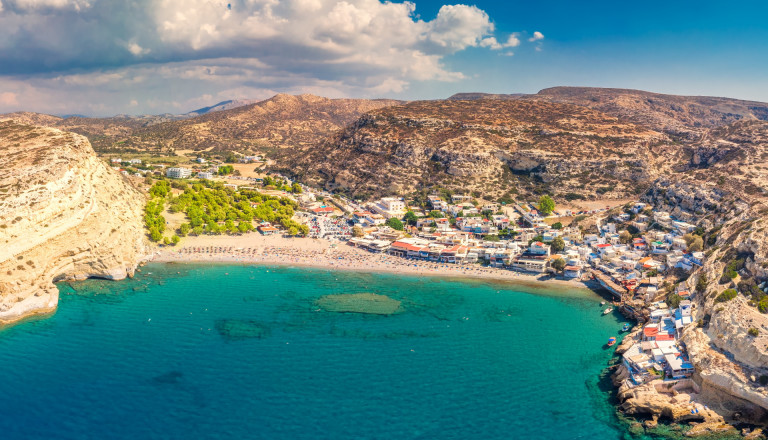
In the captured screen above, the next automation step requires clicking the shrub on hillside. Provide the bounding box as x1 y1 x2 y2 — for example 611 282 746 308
715 289 738 303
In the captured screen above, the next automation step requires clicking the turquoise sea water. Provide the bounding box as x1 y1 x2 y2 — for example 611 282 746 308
0 263 642 439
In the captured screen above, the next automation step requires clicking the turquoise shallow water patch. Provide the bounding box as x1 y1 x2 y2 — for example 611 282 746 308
0 263 652 439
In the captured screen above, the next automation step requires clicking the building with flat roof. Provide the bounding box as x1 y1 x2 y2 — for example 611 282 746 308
166 167 192 179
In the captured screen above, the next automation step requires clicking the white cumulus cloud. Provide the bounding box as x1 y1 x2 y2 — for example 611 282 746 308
5 0 91 11
0 0 520 114
505 33 521 48
528 31 544 42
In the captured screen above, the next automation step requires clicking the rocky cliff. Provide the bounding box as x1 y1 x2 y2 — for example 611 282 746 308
0 121 148 325
282 98 669 200
638 171 768 425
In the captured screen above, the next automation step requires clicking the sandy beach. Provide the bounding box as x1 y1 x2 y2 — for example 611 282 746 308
151 234 602 294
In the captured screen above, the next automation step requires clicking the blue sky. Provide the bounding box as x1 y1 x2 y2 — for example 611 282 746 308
411 0 768 100
0 0 766 115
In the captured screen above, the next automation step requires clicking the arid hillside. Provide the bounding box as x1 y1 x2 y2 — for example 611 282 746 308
98 94 402 155
281 98 671 200
532 87 768 140
1 94 402 157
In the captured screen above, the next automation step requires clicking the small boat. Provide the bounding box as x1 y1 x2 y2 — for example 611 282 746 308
622 323 631 332
607 337 617 347
602 307 613 315
600 301 606 306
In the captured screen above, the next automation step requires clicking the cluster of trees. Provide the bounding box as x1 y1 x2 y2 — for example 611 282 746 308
261 176 302 194
385 217 404 231
169 180 308 237
145 181 181 244
144 198 166 242
217 165 235 175
735 277 768 313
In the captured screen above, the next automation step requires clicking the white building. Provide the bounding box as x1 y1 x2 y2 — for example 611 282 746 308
166 167 192 179
128 158 142 165
197 171 213 179
371 197 406 219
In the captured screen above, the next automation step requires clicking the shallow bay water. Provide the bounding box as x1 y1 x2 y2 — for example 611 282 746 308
0 263 670 439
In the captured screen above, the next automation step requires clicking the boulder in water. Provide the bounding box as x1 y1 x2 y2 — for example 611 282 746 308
215 319 271 341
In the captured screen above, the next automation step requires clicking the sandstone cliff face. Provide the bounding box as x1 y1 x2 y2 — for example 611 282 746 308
0 121 148 324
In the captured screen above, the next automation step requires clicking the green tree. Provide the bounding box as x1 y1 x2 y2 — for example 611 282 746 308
551 222 563 230
288 226 299 236
689 235 704 252
758 298 768 314
403 211 418 226
149 180 171 198
291 182 303 194
551 236 565 252
696 273 708 293
171 234 180 245
386 217 404 231
538 195 555 216
619 230 632 244
428 210 444 218
149 228 162 242
667 293 682 309
551 257 566 273
483 234 501 242
224 219 237 234
352 225 364 237
178 223 191 237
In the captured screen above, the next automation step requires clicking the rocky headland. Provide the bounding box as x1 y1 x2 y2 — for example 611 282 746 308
0 121 148 325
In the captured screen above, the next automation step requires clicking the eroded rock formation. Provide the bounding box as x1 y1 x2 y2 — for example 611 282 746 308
0 121 148 324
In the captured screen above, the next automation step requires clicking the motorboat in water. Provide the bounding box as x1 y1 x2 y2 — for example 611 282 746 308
607 337 617 347
602 307 613 315
622 323 631 332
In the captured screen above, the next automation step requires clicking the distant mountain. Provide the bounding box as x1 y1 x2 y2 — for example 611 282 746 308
530 86 768 139
448 92 528 100
0 111 63 126
112 93 403 154
0 94 402 155
184 99 261 117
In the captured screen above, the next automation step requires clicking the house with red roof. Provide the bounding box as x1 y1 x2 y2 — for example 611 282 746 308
258 224 279 235
312 206 335 216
